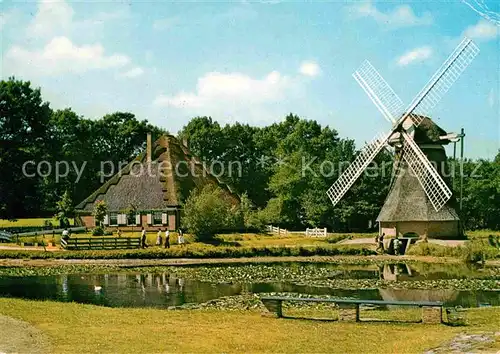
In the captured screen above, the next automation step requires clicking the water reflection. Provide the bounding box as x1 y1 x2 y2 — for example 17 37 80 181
0 263 498 309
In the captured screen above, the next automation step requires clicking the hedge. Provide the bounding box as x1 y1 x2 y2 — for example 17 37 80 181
0 245 376 260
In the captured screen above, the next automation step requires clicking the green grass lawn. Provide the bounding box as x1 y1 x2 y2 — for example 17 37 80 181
0 218 74 228
0 298 498 353
11 231 371 249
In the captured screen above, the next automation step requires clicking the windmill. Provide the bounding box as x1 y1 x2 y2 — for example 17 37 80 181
327 37 479 241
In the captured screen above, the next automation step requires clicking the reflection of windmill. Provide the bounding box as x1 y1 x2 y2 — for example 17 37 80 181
327 38 479 240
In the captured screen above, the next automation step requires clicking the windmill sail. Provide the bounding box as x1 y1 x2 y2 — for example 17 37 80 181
401 132 452 211
327 37 478 213
353 60 405 124
326 131 390 207
402 37 480 127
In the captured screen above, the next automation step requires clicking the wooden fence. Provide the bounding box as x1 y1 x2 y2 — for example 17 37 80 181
267 225 328 237
60 237 141 250
267 225 288 236
305 227 327 237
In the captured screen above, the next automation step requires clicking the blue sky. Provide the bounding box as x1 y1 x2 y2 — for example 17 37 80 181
1 0 499 159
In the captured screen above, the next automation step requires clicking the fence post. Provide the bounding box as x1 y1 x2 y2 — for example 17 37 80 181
324 228 327 237
277 227 280 236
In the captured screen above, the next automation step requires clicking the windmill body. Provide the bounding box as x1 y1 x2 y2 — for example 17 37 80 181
377 117 461 240
326 38 479 241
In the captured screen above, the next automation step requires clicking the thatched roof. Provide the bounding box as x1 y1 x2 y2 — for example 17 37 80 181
76 135 239 212
412 116 449 144
377 118 459 222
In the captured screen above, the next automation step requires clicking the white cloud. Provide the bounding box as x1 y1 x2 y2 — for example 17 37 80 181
4 36 130 77
464 19 499 41
397 46 432 66
299 61 321 77
154 71 299 124
347 1 433 29
155 71 290 108
122 67 144 78
26 0 131 39
27 0 75 38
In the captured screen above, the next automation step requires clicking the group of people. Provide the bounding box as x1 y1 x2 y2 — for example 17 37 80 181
375 233 402 255
139 227 185 249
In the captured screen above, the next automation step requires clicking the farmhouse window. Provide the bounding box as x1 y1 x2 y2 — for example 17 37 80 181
153 211 163 225
127 213 137 226
109 212 118 226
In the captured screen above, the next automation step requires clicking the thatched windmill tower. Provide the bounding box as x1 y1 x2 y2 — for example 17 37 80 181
326 37 479 241
377 117 461 240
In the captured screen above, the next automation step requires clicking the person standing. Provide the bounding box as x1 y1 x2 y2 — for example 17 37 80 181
393 235 401 256
378 233 385 252
156 229 162 246
62 228 69 241
165 229 170 248
177 229 183 245
141 227 148 248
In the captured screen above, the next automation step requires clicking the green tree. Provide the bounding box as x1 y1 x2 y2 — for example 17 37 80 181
182 184 236 241
124 203 138 232
93 200 108 232
0 78 53 219
54 190 74 228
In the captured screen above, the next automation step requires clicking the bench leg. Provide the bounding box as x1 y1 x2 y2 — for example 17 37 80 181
276 301 282 318
422 306 442 324
261 300 283 318
338 303 359 322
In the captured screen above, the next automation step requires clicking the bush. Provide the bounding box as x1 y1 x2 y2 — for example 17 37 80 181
407 240 499 262
461 239 499 264
92 226 104 236
326 235 350 244
182 184 238 241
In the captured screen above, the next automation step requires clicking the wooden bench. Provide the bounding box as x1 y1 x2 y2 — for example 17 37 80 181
260 296 444 324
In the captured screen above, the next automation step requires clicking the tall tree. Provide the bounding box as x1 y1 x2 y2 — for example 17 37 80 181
0 78 53 219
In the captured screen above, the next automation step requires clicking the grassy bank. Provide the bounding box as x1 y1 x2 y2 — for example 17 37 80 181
0 243 376 259
407 239 500 262
0 298 499 353
9 231 360 247
0 218 74 227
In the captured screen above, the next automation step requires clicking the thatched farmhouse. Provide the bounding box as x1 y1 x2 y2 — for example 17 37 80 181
75 134 239 230
377 117 461 240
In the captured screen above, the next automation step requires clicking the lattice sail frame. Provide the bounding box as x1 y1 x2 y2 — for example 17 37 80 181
402 132 453 211
326 131 390 206
326 37 479 212
402 37 480 127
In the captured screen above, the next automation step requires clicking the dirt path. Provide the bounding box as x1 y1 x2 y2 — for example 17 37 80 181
425 331 500 353
0 315 50 354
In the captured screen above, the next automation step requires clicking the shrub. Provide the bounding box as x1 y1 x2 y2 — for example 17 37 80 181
326 235 350 244
92 226 104 236
182 184 237 241
407 240 499 262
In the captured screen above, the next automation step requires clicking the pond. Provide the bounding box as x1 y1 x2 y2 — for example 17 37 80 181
0 262 498 308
